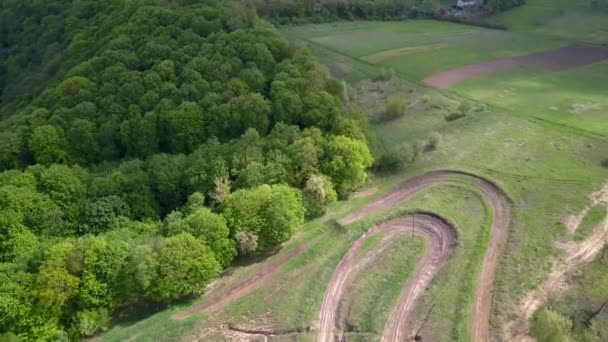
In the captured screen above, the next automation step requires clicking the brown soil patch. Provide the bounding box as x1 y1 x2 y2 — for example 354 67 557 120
352 186 378 199
423 44 608 89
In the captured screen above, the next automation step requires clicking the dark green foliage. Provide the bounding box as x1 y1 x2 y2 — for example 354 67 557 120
592 0 608 11
243 0 415 23
79 196 130 235
426 132 442 151
445 112 466 122
485 0 526 12
374 143 417 172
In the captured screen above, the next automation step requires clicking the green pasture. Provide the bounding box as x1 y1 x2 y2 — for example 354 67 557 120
283 20 566 80
285 19 608 135
453 62 608 135
490 0 608 44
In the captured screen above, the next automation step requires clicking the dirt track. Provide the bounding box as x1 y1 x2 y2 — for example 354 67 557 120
423 43 608 89
318 171 511 342
174 242 311 320
178 171 510 342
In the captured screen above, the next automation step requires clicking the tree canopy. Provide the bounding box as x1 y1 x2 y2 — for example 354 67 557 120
0 0 373 339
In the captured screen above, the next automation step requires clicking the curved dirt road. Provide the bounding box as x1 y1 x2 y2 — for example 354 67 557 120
318 170 511 342
317 214 458 342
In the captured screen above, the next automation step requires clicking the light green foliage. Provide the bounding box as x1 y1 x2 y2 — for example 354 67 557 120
532 309 573 342
322 135 373 196
383 96 407 121
151 233 221 301
119 244 158 302
163 196 237 268
223 184 305 251
74 308 110 337
28 125 68 165
34 258 79 319
303 174 338 218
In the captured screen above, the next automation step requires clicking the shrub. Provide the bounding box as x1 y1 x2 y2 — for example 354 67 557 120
373 68 394 82
373 143 416 172
445 112 466 122
382 96 407 121
531 309 573 342
74 308 110 337
235 231 258 255
426 132 442 151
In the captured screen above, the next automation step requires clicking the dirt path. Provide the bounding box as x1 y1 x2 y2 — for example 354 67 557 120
423 44 608 89
177 170 510 342
317 214 458 342
318 171 511 342
508 184 608 341
173 242 311 320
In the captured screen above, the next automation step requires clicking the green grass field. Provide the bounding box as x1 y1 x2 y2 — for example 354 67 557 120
100 7 608 342
490 0 608 44
284 17 608 136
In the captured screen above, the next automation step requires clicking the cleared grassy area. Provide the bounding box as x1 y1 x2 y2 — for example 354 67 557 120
101 308 202 342
283 21 567 80
453 62 608 135
342 235 426 339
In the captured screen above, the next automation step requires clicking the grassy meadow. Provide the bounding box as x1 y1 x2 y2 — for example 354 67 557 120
489 0 608 44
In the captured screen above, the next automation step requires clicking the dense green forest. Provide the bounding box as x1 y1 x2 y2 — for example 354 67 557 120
239 0 526 23
0 1 373 340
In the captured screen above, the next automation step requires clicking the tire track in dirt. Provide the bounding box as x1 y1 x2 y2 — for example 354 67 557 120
318 170 511 342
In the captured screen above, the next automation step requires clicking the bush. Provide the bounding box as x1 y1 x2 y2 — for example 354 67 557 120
373 143 416 172
74 308 110 337
445 112 466 122
382 96 407 121
235 231 258 255
531 309 573 342
426 132 442 151
373 68 394 82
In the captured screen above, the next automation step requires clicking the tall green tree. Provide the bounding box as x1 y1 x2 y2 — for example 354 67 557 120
150 233 221 301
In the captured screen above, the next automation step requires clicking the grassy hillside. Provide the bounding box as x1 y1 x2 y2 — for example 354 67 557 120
490 0 608 44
